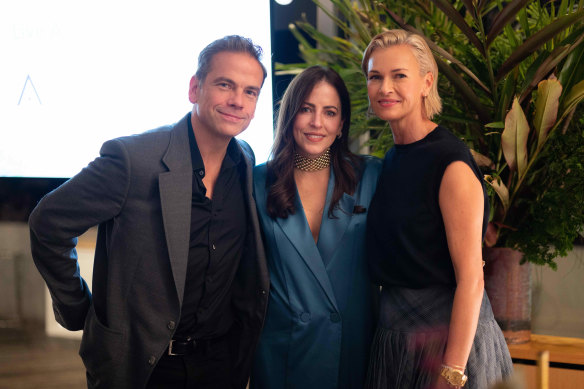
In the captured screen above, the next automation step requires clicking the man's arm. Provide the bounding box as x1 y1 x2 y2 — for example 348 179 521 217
29 138 131 330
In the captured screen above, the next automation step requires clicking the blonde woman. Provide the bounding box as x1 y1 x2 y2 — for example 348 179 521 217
363 30 512 389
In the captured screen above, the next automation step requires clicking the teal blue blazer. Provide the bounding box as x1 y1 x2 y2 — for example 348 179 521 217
250 156 382 389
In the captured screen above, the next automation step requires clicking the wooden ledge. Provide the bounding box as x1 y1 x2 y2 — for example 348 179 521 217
508 334 584 366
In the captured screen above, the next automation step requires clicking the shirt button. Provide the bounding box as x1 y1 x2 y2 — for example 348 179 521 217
300 312 311 322
167 321 175 330
198 170 204 176
148 356 156 366
212 244 216 250
330 312 341 323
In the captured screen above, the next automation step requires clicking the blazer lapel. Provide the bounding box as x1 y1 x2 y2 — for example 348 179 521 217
237 139 270 287
275 179 339 311
317 169 355 268
159 114 192 305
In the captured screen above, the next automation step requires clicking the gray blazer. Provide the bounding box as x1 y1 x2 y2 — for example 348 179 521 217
29 113 270 389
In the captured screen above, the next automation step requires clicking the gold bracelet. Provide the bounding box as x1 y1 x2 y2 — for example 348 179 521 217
440 364 468 388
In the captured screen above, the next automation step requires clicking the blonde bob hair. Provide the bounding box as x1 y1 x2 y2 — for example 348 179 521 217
362 29 442 119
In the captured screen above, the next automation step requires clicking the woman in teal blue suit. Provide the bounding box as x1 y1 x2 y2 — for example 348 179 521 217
250 66 381 389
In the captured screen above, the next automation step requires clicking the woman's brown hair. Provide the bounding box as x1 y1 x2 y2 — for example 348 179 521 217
266 65 363 219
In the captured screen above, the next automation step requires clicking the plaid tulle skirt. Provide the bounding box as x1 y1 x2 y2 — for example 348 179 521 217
365 286 513 389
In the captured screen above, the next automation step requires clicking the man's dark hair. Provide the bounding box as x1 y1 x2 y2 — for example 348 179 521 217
196 35 267 85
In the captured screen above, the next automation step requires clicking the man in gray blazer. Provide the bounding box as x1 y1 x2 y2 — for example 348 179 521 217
29 35 269 389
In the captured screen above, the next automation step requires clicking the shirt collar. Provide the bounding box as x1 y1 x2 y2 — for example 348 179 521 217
187 112 243 176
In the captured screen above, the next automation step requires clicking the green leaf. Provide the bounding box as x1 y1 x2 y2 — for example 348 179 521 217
558 32 584 97
485 122 505 129
517 6 531 38
485 174 510 214
502 98 530 178
476 0 490 13
486 0 532 48
431 46 491 95
289 22 315 51
521 30 584 102
379 3 417 31
436 57 492 124
430 0 485 55
560 79 584 119
533 79 562 151
558 0 569 20
496 8 584 82
499 70 518 120
520 45 570 103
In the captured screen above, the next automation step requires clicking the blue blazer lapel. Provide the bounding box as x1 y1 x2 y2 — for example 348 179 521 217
159 115 192 305
317 170 355 267
275 193 339 311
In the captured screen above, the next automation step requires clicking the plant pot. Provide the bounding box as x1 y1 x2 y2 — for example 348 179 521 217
483 247 531 344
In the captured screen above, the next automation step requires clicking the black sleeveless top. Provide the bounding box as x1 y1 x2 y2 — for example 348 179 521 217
366 126 488 288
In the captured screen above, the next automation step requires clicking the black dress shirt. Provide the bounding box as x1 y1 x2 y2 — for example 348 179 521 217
173 114 248 340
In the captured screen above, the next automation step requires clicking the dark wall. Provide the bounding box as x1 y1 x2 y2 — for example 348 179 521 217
0 178 66 222
270 0 316 109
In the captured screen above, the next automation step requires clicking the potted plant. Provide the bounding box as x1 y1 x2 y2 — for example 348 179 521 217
278 0 584 343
